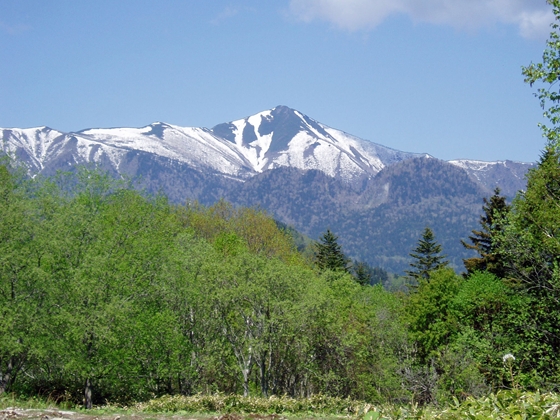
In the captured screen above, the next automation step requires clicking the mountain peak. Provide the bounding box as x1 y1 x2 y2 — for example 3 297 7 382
207 106 426 181
2 106 524 188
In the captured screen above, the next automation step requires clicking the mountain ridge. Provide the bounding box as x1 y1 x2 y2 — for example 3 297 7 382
0 106 535 272
3 105 528 189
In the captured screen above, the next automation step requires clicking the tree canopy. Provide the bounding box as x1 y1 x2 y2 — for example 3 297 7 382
462 187 510 276
314 229 350 272
406 227 449 282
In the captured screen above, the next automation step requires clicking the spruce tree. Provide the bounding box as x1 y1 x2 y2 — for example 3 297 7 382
406 226 448 281
314 229 349 272
352 260 373 286
461 187 510 277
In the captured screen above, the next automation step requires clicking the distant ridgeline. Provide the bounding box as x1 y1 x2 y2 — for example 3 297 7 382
0 106 532 273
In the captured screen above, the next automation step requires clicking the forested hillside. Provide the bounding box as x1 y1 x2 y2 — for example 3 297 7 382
3 1 560 414
1 136 559 409
228 158 486 272
0 163 410 407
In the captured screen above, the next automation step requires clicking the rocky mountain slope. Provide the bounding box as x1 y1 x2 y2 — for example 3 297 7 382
1 106 427 183
0 106 534 272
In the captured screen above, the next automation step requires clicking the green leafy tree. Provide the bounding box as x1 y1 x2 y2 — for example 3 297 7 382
486 3 560 387
208 251 309 397
314 230 350 272
310 273 408 402
462 188 510 276
522 0 560 150
406 227 449 281
498 148 560 295
41 170 181 407
0 164 47 395
505 0 560 295
451 271 526 391
405 268 463 398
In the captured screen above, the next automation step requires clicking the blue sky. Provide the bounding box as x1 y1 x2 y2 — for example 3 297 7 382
0 0 554 162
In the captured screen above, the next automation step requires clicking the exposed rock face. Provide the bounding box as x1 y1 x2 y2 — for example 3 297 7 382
0 107 533 272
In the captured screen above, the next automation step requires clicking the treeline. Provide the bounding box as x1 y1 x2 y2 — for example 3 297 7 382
0 163 409 407
1 139 560 409
1 139 559 410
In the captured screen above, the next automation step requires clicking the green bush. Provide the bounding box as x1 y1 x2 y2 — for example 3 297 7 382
136 393 371 416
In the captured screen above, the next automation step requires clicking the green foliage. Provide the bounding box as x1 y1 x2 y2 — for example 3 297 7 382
310 277 409 403
1 148 557 410
522 0 560 150
350 261 389 287
314 229 350 273
484 6 560 388
490 148 560 388
137 393 369 416
405 227 449 282
0 163 415 406
499 148 560 295
182 200 303 265
352 261 373 286
406 269 462 363
462 188 510 277
7 390 560 419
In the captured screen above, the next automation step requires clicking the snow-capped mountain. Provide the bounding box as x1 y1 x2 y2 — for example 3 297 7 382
0 106 536 272
1 106 426 183
448 159 532 196
212 105 426 181
1 123 256 179
0 105 533 197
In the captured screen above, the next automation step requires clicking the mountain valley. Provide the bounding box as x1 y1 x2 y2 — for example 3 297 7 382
0 106 534 272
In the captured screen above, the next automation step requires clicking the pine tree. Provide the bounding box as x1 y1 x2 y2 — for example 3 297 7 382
461 187 510 277
352 260 372 286
406 226 448 281
314 229 349 272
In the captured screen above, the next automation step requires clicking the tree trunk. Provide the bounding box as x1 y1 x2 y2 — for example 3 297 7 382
260 360 268 397
84 378 93 409
0 358 14 395
242 368 250 397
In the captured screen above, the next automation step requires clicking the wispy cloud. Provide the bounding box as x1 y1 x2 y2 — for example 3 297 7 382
289 0 555 39
0 21 31 35
211 6 240 25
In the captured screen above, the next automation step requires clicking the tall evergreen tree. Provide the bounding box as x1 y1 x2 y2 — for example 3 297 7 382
461 187 510 277
314 229 349 272
352 260 372 286
406 226 448 281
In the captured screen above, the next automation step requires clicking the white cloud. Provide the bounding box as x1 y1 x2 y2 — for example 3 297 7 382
289 0 555 39
210 7 240 25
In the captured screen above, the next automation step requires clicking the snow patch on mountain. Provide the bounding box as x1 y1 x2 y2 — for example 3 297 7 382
1 127 65 170
1 106 529 188
448 159 503 171
210 106 427 182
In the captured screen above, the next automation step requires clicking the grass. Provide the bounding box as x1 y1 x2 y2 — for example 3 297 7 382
135 393 371 416
3 391 560 419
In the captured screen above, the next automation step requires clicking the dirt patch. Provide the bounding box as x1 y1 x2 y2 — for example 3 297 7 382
0 409 289 420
